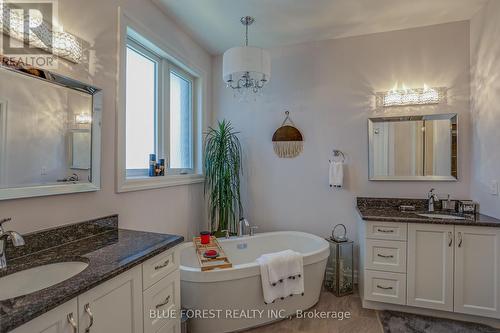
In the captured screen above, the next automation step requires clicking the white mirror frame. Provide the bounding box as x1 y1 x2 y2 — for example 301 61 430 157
0 63 102 200
368 113 458 181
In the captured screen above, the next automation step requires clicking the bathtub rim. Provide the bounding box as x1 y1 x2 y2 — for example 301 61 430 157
180 231 330 283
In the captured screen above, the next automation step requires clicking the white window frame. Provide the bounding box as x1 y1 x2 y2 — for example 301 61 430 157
0 100 7 187
125 38 162 178
166 64 195 175
116 8 204 192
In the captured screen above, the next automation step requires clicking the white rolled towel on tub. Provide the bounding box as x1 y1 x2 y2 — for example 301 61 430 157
329 160 344 188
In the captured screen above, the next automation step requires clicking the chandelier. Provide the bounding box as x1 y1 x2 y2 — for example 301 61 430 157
223 16 271 101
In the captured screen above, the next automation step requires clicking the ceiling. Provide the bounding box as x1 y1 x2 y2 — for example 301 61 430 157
154 0 487 55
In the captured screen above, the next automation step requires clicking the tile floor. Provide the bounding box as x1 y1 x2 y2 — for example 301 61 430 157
243 290 383 333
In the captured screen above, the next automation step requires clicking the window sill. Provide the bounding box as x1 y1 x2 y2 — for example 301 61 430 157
117 174 204 193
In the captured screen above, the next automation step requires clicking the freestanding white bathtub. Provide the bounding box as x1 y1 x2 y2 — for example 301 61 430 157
180 231 330 333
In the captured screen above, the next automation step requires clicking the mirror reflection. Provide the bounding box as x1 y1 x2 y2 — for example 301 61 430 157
369 114 457 181
0 66 99 194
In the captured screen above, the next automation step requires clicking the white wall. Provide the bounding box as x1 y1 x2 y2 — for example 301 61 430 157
212 21 471 241
470 0 500 219
0 0 212 238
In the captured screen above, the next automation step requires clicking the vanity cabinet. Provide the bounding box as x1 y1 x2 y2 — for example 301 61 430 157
407 223 454 311
454 226 500 318
142 247 181 333
363 221 407 305
360 220 500 321
10 246 181 333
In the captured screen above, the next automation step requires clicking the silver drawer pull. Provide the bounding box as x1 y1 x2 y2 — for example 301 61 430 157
154 259 170 270
377 229 394 233
448 232 453 247
377 254 394 258
67 313 77 333
458 232 463 248
377 285 393 290
155 295 171 309
84 304 94 333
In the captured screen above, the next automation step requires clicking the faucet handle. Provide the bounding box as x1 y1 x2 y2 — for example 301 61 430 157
0 218 12 231
249 226 259 236
221 229 230 239
240 218 249 227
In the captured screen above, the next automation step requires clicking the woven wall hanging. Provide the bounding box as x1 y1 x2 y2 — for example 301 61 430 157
272 111 304 158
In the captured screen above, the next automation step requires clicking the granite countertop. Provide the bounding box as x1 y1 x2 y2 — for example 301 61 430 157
357 197 500 227
0 215 184 332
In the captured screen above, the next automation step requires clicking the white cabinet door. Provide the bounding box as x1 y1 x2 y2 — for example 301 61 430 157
407 223 454 311
11 299 78 333
454 226 500 319
78 265 143 333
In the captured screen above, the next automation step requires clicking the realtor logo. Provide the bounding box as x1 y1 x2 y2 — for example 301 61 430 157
0 0 58 68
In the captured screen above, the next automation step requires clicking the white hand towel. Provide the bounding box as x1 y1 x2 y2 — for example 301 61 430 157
256 250 304 304
260 250 302 284
329 160 344 188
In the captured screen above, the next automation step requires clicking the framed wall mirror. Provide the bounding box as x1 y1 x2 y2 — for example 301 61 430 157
0 61 102 200
368 114 457 181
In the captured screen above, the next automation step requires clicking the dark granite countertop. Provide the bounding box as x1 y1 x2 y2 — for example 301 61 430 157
0 215 184 332
357 197 500 227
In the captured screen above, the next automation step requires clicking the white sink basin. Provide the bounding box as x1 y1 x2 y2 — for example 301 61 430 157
0 261 88 301
417 213 466 220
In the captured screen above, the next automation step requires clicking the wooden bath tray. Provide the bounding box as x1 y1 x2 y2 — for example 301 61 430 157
193 236 233 271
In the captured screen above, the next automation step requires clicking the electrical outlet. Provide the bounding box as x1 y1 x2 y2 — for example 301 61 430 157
489 180 499 196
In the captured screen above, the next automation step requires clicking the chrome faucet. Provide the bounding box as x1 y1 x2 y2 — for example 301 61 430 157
427 188 439 212
238 218 250 237
0 218 25 269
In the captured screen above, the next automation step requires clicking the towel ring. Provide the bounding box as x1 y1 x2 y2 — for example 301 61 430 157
330 150 345 163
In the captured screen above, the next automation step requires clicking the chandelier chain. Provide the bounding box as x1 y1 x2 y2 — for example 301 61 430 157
245 23 248 46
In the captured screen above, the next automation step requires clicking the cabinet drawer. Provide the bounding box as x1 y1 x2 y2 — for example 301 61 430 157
364 270 406 305
365 239 407 273
143 247 179 290
157 320 181 333
144 270 181 333
366 221 407 241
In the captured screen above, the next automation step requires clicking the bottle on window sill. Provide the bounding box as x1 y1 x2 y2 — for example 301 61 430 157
149 154 156 177
158 159 165 176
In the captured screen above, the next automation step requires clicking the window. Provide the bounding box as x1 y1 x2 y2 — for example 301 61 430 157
125 40 158 174
124 35 195 179
170 70 193 170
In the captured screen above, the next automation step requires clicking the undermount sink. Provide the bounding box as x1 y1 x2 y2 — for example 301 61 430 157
0 261 88 301
417 213 466 220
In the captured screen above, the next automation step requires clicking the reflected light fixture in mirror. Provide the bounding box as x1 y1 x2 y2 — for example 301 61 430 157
75 113 92 124
376 84 447 108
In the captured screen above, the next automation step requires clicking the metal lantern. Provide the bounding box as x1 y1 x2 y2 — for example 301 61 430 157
324 224 354 296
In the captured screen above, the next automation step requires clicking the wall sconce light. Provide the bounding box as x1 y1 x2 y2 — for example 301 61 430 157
376 84 447 108
0 7 83 63
75 113 92 124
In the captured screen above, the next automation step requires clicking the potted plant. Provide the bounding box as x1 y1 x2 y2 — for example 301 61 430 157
203 120 243 236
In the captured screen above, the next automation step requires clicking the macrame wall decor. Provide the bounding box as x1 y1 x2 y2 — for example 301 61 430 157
272 111 304 158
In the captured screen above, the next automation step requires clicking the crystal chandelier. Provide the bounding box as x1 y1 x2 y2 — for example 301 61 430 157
223 16 271 101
